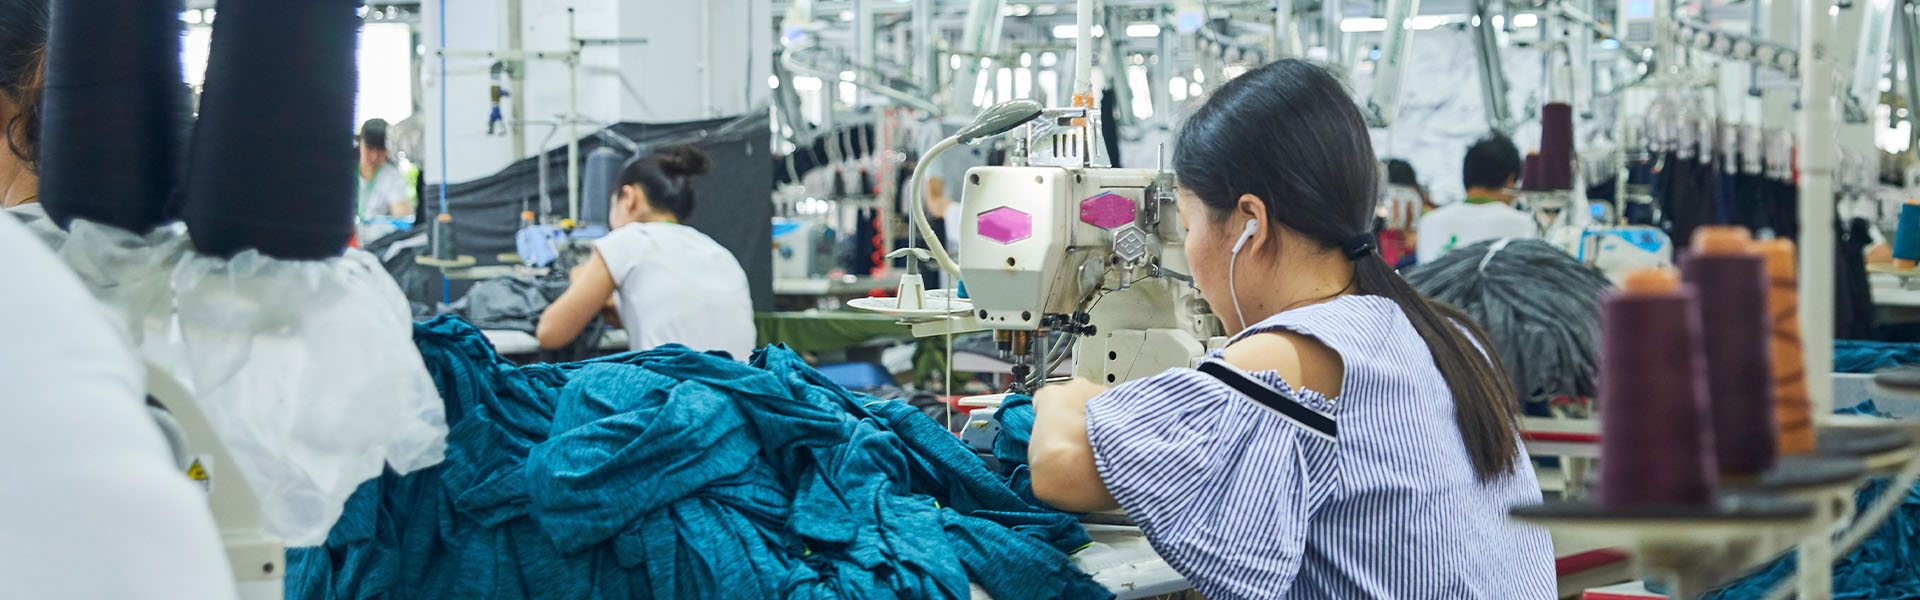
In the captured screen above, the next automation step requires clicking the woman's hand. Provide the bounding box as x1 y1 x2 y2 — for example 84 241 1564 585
537 250 616 349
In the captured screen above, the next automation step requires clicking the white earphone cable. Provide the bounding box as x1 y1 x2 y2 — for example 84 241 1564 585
1230 218 1259 332
1230 250 1245 332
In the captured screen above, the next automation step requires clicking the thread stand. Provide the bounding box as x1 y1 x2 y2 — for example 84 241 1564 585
1510 496 1819 599
1514 423 1918 599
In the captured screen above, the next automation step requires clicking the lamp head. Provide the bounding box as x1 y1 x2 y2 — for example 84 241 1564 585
956 100 1045 144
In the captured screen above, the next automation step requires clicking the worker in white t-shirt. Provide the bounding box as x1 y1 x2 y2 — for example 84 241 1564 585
0 214 238 599
536 146 757 360
1415 132 1538 264
356 119 415 222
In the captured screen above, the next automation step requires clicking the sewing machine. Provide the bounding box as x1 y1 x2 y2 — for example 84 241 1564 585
867 100 1226 396
958 161 1222 392
772 218 838 281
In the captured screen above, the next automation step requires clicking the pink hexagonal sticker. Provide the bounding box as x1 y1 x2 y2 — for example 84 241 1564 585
1080 192 1136 229
977 207 1033 244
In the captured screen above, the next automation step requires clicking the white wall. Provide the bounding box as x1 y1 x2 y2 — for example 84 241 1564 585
422 1 518 183
423 0 772 185
1353 28 1545 204
180 23 414 129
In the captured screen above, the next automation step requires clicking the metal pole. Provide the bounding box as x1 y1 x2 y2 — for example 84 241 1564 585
854 0 870 107
566 7 580 222
1760 0 1794 127
1104 5 1133 118
1572 0 1593 109
1651 0 1671 73
1368 0 1418 127
1904 3 1920 152
1274 0 1293 59
1324 0 1342 66
951 0 1007 110
914 0 934 93
506 0 526 159
1799 0 1838 441
1155 24 1173 127
702 1 715 117
1470 0 1513 133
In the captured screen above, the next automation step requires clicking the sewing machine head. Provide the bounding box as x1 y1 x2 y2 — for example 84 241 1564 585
959 165 1173 330
955 110 1223 390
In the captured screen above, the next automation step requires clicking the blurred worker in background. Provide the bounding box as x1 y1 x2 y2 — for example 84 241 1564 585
537 145 756 359
1415 132 1536 264
356 118 414 222
1377 158 1426 267
923 176 959 257
0 0 44 218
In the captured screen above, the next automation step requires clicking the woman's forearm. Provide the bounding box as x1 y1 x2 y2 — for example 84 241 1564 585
1029 382 1119 512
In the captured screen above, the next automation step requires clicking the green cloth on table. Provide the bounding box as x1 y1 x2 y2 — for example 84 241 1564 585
755 311 910 353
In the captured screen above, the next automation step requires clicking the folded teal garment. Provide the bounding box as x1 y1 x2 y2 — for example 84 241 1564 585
1835 340 1920 374
991 395 1053 511
288 316 1108 600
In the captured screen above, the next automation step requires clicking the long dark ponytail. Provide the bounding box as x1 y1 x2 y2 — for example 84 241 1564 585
1174 59 1522 482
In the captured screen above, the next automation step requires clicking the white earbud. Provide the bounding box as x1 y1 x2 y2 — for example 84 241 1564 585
1232 218 1260 254
1228 218 1259 332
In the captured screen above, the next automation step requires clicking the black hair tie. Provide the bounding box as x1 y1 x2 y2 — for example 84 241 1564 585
1341 234 1377 259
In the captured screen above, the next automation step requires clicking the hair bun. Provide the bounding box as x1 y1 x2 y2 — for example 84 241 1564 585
658 145 711 177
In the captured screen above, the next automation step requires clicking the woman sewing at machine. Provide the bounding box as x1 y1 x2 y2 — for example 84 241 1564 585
536 146 756 359
1026 60 1555 599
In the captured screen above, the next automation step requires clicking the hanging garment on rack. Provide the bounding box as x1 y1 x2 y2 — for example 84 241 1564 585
843 209 878 275
1836 217 1877 341
1765 178 1801 242
1730 164 1767 235
286 317 1109 600
1658 153 1720 251
1713 163 1737 225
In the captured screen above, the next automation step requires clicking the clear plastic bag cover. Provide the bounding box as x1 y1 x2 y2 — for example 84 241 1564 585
42 219 191 354
168 247 446 545
28 218 449 545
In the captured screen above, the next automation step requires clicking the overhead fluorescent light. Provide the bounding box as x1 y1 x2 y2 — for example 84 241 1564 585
1052 25 1106 39
1126 23 1161 38
1341 18 1387 32
1513 13 1539 27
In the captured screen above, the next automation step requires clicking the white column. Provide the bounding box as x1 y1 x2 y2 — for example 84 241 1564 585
1799 0 1837 429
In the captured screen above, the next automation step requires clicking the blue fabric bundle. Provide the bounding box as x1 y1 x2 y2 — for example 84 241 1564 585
991 395 1043 507
1894 202 1920 263
1835 340 1920 374
288 316 1108 600
1698 402 1920 600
